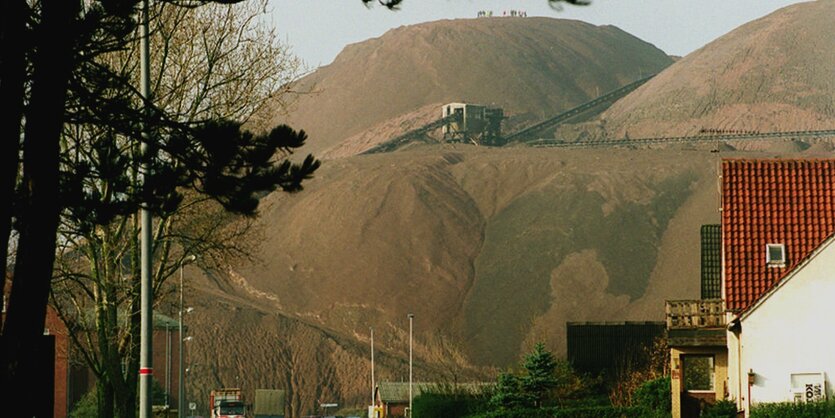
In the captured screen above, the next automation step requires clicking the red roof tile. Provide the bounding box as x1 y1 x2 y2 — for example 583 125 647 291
722 159 835 312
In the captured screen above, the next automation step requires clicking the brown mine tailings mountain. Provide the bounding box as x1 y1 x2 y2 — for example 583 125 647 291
561 0 835 141
276 17 673 158
183 6 835 416
239 147 721 370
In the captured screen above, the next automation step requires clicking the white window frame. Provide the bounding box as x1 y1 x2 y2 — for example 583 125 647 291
766 243 786 267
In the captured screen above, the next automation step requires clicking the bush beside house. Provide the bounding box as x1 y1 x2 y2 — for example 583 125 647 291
751 401 835 418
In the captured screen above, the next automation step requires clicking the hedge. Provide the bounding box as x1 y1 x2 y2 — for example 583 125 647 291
466 406 668 418
751 401 835 418
413 392 483 418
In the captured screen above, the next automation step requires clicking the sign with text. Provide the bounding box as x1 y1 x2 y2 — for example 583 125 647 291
790 372 826 403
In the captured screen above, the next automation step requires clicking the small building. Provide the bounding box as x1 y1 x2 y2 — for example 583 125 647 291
441 103 504 145
566 321 665 377
374 382 425 418
373 381 490 418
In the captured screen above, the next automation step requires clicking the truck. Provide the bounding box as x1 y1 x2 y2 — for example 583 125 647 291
253 389 286 418
210 388 246 418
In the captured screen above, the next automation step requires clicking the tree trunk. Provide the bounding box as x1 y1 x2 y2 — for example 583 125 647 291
0 1 78 416
97 377 116 417
124 213 142 418
0 0 27 325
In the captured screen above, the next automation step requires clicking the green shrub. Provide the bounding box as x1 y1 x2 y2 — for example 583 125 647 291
70 379 170 418
69 390 98 418
751 401 835 418
701 400 738 418
558 394 612 408
413 392 482 418
633 376 671 412
465 406 667 418
549 406 665 418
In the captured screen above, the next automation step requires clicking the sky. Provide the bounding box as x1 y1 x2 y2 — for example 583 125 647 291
270 0 809 69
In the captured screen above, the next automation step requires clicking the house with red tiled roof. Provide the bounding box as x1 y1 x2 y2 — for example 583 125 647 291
666 159 835 418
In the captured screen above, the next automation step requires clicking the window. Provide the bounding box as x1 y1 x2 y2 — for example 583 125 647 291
767 243 786 267
683 355 715 392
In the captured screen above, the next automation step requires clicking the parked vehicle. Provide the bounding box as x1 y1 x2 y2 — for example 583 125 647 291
210 388 245 418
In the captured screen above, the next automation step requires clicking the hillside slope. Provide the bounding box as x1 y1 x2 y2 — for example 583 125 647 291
184 145 835 416
586 0 835 139
182 4 835 415
239 147 720 367
274 17 673 157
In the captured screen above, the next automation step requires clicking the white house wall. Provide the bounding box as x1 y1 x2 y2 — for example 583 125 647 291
738 238 835 407
726 324 742 409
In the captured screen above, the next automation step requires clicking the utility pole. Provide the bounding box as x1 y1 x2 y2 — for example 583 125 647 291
370 327 375 408
139 0 154 416
408 313 414 418
179 255 195 418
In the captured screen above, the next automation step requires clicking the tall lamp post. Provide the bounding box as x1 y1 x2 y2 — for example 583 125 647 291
408 313 414 418
138 0 154 416
370 327 375 408
179 255 196 418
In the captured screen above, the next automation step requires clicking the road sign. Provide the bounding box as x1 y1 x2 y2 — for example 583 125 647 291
189 402 196 411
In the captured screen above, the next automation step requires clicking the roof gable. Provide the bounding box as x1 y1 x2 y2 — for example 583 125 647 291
722 159 835 311
376 382 435 403
740 234 835 320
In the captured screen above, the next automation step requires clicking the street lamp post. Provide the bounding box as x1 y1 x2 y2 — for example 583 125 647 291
138 0 154 416
179 255 196 418
370 327 375 408
408 313 414 418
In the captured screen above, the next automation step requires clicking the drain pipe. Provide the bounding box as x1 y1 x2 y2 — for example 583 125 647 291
728 318 743 415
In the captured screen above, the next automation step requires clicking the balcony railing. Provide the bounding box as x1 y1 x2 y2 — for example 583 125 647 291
665 299 725 329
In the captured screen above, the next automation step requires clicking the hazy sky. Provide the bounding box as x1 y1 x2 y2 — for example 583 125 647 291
271 0 809 69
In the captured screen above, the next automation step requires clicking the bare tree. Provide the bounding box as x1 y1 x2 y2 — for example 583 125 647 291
49 1 307 416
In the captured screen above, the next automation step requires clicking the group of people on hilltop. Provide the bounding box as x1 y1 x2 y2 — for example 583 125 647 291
476 10 528 18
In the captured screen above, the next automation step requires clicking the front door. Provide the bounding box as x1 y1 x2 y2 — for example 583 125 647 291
681 355 716 418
